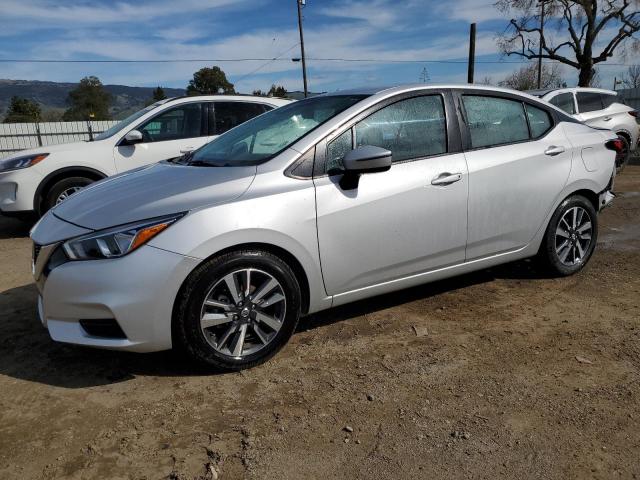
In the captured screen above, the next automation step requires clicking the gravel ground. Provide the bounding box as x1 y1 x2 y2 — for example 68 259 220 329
0 167 639 480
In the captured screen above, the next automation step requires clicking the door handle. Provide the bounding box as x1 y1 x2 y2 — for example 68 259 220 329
431 172 462 186
603 116 612 121
544 145 565 156
180 147 195 154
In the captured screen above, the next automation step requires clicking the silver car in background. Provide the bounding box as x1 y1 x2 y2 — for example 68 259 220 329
31 84 619 370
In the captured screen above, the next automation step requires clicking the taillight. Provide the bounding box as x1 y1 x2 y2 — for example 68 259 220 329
605 138 624 153
629 111 638 118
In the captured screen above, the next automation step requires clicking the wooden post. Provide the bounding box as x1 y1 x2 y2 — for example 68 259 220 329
468 23 476 84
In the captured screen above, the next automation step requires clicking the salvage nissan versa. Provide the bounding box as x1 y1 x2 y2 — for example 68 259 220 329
31 85 619 370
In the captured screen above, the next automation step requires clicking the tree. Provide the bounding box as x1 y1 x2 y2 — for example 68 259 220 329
497 0 640 87
268 84 287 97
63 76 111 121
146 86 167 106
186 66 235 95
623 64 640 87
499 62 565 90
252 89 266 96
3 96 41 123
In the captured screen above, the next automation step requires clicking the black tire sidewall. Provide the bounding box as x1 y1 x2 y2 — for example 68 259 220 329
45 176 93 211
174 250 301 371
543 195 598 276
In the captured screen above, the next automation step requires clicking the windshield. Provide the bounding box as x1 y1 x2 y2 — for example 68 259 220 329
94 100 168 140
189 94 368 166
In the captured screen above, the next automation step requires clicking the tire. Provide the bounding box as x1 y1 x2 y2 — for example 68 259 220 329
44 176 94 212
615 135 630 173
539 195 598 276
173 249 302 371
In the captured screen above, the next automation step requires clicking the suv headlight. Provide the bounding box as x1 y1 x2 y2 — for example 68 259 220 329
62 214 184 260
0 153 49 173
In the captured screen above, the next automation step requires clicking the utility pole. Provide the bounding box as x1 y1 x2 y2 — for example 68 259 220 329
467 23 476 84
537 0 547 89
296 0 309 98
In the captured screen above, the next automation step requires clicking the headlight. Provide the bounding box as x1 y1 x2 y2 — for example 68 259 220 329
62 214 184 260
0 153 49 173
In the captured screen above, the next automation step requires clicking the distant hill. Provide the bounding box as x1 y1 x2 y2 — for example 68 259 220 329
0 79 185 121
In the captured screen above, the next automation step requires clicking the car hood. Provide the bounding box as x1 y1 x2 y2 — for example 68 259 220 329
6 140 107 159
52 161 257 230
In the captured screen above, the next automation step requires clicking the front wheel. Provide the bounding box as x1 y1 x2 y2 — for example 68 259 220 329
44 176 93 213
539 195 598 276
173 250 302 371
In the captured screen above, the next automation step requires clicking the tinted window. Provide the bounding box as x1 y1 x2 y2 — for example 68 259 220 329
577 92 604 113
463 95 529 148
525 104 552 138
139 103 203 142
190 95 367 166
214 102 269 134
601 93 618 108
549 93 575 114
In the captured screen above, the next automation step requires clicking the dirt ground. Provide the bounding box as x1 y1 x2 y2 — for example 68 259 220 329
0 167 639 480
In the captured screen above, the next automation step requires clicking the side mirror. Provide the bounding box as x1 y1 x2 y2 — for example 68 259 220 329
123 130 143 145
340 145 392 190
343 145 392 173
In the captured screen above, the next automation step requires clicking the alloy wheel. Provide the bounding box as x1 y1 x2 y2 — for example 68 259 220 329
199 268 286 358
55 186 84 204
554 206 593 266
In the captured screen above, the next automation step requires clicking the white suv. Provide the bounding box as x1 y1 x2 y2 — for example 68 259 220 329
0 95 291 217
530 87 638 168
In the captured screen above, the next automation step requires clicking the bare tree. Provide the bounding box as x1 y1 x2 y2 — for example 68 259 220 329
623 64 640 87
499 62 565 90
497 0 640 87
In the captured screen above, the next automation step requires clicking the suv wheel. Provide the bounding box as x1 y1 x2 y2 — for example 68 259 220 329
174 249 302 371
44 176 94 212
539 195 598 276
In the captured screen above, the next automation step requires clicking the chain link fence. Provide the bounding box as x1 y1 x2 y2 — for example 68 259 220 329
0 120 119 158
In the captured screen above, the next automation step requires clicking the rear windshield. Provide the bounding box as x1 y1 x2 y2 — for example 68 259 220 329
189 95 368 166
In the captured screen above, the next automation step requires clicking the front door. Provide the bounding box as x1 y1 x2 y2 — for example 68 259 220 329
114 102 208 172
314 94 468 295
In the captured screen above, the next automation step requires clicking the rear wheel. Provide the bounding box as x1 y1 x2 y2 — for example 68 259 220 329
44 176 93 212
174 249 301 371
539 195 598 276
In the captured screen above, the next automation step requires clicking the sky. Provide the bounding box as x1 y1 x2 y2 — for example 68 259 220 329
0 0 634 93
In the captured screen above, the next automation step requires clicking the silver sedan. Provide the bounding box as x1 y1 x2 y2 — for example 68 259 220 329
31 84 619 370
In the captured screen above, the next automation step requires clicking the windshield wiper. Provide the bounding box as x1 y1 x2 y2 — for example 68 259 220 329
187 160 223 167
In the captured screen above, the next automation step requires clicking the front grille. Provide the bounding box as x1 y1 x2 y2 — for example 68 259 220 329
79 319 127 339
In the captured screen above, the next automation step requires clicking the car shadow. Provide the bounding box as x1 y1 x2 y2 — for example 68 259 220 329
0 215 34 239
0 258 555 389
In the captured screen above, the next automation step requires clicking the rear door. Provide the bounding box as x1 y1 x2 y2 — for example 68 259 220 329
458 92 572 260
314 91 469 295
575 91 612 128
114 101 209 172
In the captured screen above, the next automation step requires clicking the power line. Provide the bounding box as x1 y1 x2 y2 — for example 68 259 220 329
0 57 635 66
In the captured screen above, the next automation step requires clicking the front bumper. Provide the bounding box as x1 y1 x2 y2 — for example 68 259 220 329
35 244 200 352
0 167 42 213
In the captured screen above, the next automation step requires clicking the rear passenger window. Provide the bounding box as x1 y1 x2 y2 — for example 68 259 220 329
525 104 552 138
462 95 529 148
577 92 604 113
601 93 618 108
214 102 268 134
549 93 575 114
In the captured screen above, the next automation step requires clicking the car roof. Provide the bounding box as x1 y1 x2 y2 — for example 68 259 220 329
529 87 618 98
323 83 548 104
163 94 293 105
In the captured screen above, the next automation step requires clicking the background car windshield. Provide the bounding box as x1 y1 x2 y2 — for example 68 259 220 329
190 95 368 166
94 101 167 140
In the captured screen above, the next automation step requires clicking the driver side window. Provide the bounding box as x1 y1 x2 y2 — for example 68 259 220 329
325 95 447 173
138 103 203 143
